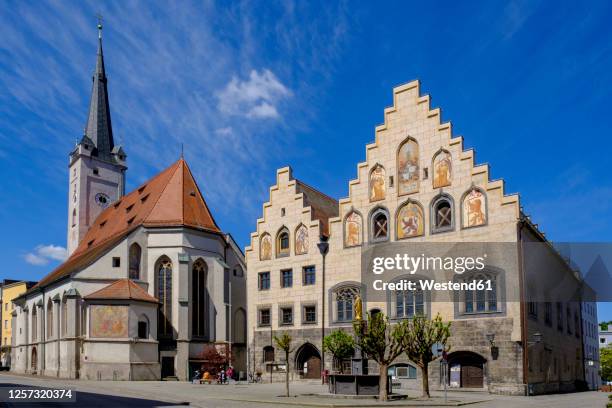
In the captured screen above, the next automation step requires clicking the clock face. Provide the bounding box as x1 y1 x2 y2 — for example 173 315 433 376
95 193 110 208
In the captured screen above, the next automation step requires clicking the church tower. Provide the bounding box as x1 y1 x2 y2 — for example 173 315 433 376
67 22 127 256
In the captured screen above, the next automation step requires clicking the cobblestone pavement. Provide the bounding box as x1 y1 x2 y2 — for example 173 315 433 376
0 373 608 407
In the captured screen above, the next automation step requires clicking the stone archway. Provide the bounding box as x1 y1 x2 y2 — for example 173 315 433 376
31 347 37 374
294 343 321 379
447 351 486 388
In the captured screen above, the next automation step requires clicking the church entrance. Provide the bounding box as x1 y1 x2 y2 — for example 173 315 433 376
31 347 37 374
161 356 175 378
447 351 486 388
295 343 321 379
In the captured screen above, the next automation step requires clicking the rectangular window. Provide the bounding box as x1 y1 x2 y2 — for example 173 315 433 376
258 272 270 290
259 308 271 327
528 302 537 319
545 302 552 326
557 302 563 331
303 305 316 324
281 269 293 288
280 307 293 325
302 266 316 285
138 321 147 339
567 307 572 334
3 320 7 329
112 257 120 267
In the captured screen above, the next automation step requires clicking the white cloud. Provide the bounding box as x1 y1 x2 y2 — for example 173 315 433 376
24 244 68 266
216 69 291 119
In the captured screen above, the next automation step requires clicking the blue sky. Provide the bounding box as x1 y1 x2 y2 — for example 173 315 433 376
2 1 612 318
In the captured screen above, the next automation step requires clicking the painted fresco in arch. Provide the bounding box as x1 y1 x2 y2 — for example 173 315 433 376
433 150 452 188
397 202 424 239
90 305 128 338
295 224 309 255
463 189 487 227
260 234 272 260
344 211 362 247
369 164 386 202
397 139 419 195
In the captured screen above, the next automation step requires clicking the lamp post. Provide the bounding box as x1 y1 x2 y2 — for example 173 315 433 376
317 235 329 384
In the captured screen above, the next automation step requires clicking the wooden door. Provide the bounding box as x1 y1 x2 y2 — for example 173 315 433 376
304 356 321 379
461 364 483 388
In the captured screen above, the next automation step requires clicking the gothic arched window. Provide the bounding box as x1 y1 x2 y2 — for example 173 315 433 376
46 299 53 338
61 295 68 337
333 285 360 322
369 207 389 242
192 259 208 338
31 307 37 342
156 257 173 337
129 243 142 280
72 209 77 227
276 227 290 257
430 195 454 234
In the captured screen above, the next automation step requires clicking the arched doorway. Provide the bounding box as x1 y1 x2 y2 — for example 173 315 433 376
447 351 486 388
31 347 37 374
295 343 321 379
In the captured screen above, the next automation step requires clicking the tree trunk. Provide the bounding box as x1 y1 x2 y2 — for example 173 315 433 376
379 362 388 401
285 351 290 397
421 361 430 398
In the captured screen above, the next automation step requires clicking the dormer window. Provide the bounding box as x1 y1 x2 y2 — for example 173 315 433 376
126 204 134 213
140 194 149 203
93 168 99 176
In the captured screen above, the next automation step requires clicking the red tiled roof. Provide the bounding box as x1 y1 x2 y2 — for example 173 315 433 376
84 279 158 303
295 180 339 236
30 159 220 292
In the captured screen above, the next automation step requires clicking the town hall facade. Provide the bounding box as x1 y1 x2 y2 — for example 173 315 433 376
246 80 586 395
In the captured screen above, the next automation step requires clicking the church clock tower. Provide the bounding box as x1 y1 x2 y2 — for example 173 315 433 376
67 22 127 256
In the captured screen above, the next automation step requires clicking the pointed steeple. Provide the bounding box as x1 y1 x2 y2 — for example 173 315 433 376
84 20 114 161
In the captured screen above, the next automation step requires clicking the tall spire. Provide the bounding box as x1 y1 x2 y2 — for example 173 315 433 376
84 16 114 161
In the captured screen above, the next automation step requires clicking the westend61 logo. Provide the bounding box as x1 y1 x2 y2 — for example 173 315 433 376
370 253 493 292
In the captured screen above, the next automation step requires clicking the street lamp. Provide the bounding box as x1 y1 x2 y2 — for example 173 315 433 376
317 235 329 384
485 333 498 360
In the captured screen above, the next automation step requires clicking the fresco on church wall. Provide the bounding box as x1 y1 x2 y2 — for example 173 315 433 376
397 201 424 239
90 305 128 338
433 150 452 188
295 224 309 255
260 234 272 260
397 139 419 195
369 164 386 201
463 188 487 227
344 211 362 247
